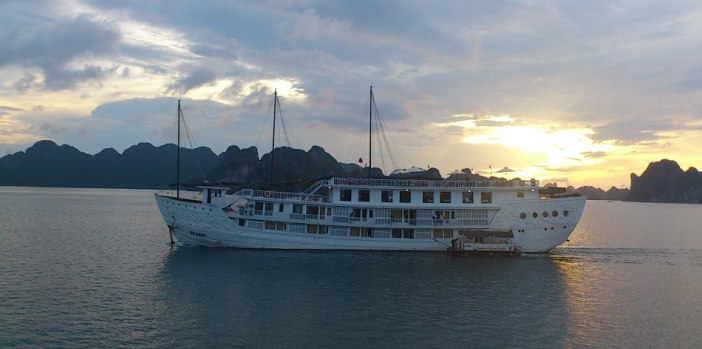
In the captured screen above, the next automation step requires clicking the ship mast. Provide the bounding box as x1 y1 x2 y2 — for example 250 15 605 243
270 89 277 187
368 85 373 179
176 99 181 199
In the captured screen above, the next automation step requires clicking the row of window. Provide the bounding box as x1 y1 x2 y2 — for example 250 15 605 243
251 221 457 239
519 210 570 219
340 189 502 204
250 202 491 219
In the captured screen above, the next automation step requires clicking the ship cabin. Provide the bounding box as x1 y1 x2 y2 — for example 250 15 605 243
230 177 548 241
199 185 229 206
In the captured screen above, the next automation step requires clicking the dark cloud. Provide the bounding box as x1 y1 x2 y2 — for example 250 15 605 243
592 120 678 145
0 15 121 91
167 67 218 94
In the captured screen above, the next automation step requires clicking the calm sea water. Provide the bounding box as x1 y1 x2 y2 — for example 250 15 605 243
1 187 702 348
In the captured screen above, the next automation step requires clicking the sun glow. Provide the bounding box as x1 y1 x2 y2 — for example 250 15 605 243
435 114 618 185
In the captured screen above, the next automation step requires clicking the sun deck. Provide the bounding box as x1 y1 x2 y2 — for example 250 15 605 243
324 177 539 189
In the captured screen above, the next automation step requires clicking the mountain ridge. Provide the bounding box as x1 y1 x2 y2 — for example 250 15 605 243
4 140 684 203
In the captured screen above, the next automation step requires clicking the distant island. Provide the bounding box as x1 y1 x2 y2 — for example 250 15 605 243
1 140 699 203
624 159 702 204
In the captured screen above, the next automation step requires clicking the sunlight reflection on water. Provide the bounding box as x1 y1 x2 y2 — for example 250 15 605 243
1 189 702 348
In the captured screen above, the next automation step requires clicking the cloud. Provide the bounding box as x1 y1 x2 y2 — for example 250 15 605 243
592 120 678 145
0 105 22 117
167 67 218 94
0 15 121 90
3 0 702 187
285 8 352 40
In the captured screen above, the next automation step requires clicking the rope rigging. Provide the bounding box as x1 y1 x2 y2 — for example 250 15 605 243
178 104 207 183
350 86 406 176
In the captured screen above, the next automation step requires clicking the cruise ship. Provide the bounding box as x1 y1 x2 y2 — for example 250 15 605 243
155 177 584 253
154 89 585 253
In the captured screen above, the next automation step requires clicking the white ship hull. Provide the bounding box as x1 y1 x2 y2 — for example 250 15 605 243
155 188 585 253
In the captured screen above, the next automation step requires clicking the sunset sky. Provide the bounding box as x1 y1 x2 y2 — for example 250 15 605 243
2 0 702 188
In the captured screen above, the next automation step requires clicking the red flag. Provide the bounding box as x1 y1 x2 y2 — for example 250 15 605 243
358 157 363 163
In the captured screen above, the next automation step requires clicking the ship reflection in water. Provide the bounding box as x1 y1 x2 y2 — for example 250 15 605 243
156 242 702 348
157 248 575 348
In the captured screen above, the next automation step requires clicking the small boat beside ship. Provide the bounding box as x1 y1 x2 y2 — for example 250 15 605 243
154 88 585 253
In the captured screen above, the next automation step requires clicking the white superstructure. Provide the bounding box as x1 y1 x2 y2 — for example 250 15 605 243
155 177 585 253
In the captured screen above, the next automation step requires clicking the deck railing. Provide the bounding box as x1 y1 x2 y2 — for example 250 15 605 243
328 177 538 189
236 189 331 203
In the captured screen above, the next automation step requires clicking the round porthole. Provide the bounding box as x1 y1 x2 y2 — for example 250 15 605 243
552 210 558 217
520 212 527 219
532 212 538 218
542 211 548 218
563 210 569 217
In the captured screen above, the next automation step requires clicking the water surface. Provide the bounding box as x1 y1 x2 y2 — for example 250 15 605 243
1 187 701 348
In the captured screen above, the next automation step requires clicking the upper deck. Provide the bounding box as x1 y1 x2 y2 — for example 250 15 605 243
322 177 539 190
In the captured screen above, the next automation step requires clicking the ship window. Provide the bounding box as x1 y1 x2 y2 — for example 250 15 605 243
276 222 286 231
462 192 473 204
293 204 302 214
532 212 538 218
391 209 402 221
440 191 451 203
433 229 452 238
381 190 393 202
552 210 558 217
265 221 276 230
279 204 284 212
563 210 569 217
358 189 370 202
307 225 318 234
239 219 245 226
422 191 434 203
265 203 273 212
351 227 370 237
481 192 492 204
517 192 524 198
400 191 411 203
340 189 351 201
519 212 527 219
255 202 263 211
392 228 414 239
542 211 548 218
307 206 319 215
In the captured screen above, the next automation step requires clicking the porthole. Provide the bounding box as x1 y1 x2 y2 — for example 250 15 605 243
542 211 548 218
532 212 538 218
552 210 558 217
520 212 527 219
563 210 569 217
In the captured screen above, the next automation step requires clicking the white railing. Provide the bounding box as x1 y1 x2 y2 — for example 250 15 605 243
329 177 538 189
236 189 330 202
302 181 324 195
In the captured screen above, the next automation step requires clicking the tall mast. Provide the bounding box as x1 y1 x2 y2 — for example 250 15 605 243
176 99 181 199
368 85 373 179
270 89 277 187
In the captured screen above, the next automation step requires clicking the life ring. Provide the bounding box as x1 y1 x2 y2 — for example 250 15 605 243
519 180 525 186
264 191 271 198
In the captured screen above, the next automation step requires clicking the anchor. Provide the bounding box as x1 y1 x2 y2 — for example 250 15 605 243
167 216 176 246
